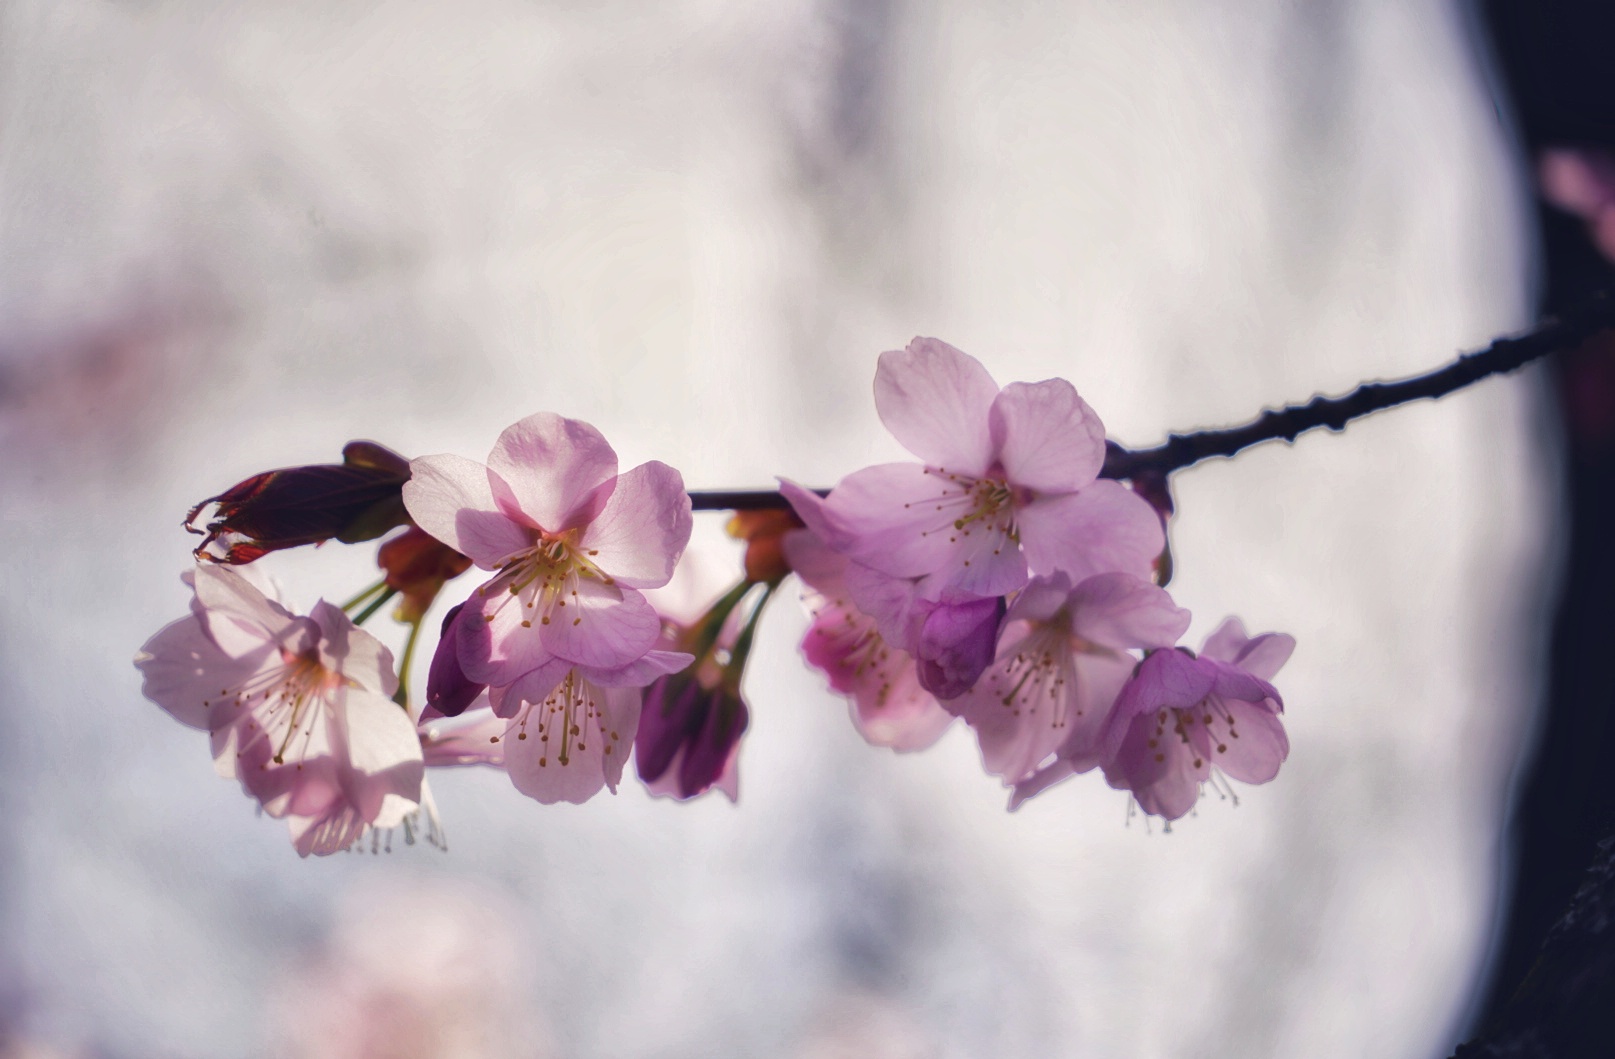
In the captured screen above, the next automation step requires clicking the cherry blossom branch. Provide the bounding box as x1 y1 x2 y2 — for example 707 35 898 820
689 290 1615 511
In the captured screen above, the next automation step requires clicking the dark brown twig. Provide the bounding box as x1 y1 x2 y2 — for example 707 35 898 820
687 290 1615 512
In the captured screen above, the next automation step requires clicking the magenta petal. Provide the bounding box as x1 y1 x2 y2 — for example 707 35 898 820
1066 573 1191 651
578 461 692 590
988 378 1105 492
1017 481 1164 582
1107 715 1205 821
913 596 1005 700
486 413 619 533
425 604 488 718
873 337 998 472
403 454 532 567
1210 697 1289 783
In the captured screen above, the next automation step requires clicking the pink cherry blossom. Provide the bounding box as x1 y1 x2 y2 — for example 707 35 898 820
134 565 425 855
403 412 693 689
799 338 1164 603
1098 618 1295 821
952 571 1190 786
486 651 691 804
784 527 954 752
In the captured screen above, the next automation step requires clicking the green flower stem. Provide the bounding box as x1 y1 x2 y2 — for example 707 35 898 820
393 615 425 710
339 578 390 613
351 587 398 627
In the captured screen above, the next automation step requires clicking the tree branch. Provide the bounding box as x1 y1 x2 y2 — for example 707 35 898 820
689 289 1615 512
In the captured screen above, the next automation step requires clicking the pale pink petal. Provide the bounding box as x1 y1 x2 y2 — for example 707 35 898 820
1001 572 1074 625
1066 573 1190 651
912 514 1028 601
191 564 301 657
779 525 848 591
1102 650 1213 762
1198 616 1251 664
579 649 693 688
1008 759 1077 810
823 463 966 579
873 337 998 472
486 413 619 533
134 616 254 730
1052 650 1136 773
403 454 532 568
779 481 848 553
577 461 692 590
420 707 507 768
1229 630 1296 683
487 660 572 718
538 581 661 669
501 676 638 804
798 594 954 752
1208 697 1289 784
338 685 427 822
310 601 398 698
951 624 1075 783
1017 480 1164 582
988 378 1105 492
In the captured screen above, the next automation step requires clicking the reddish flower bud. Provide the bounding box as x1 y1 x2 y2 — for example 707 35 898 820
377 527 473 624
185 441 412 564
725 508 804 584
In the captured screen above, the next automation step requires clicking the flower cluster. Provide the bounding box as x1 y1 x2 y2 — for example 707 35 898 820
135 339 1296 853
783 339 1294 820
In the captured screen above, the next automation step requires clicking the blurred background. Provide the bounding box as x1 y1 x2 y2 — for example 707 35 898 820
0 1 1585 1056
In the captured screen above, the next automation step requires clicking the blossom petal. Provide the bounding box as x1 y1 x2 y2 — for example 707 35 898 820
486 413 619 533
798 593 954 752
1017 480 1164 582
989 378 1105 492
421 706 508 768
1066 572 1190 651
309 600 398 697
339 685 427 822
403 454 532 568
501 675 638 804
191 563 299 657
581 649 693 688
1008 759 1077 811
913 596 1005 700
1200 620 1293 684
135 616 253 730
578 461 692 590
874 337 998 473
1209 697 1289 784
1104 712 1206 821
538 581 661 669
822 463 963 578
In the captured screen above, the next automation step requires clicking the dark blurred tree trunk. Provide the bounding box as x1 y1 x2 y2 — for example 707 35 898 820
1461 1 1615 1053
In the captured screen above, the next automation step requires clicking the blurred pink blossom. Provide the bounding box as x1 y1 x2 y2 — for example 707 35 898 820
784 527 954 752
1540 146 1615 261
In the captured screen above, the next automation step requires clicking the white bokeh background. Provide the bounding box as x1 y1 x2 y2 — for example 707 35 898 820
0 2 1549 1057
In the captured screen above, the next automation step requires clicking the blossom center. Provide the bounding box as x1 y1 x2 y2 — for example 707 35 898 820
499 670 626 767
206 652 344 766
483 532 616 629
909 469 1021 550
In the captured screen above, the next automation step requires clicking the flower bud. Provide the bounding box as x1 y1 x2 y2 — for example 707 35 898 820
378 527 473 624
726 508 803 585
186 441 412 564
424 603 488 719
